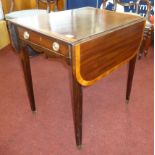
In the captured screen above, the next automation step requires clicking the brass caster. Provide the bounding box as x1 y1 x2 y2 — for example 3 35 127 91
32 110 37 114
138 54 142 60
144 50 148 56
77 144 82 150
126 99 129 104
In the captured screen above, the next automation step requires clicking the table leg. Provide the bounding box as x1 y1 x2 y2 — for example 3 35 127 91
20 46 36 111
72 74 83 148
126 55 137 103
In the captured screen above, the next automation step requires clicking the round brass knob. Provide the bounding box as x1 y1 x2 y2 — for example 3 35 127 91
23 31 30 40
52 42 60 52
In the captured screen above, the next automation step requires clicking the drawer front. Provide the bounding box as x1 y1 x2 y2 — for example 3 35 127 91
17 27 69 57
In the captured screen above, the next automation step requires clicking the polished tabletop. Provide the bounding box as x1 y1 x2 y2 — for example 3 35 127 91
9 7 145 44
8 7 145 147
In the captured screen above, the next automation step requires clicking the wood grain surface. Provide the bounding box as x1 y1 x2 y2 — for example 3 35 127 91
17 27 69 57
8 7 146 146
8 7 145 44
72 21 145 86
8 7 145 86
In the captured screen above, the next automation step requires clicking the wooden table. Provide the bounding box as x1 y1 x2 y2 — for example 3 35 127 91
8 7 145 147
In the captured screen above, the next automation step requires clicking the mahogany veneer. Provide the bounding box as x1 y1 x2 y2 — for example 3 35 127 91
7 7 145 147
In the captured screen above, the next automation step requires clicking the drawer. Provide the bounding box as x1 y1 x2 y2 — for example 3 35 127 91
17 27 69 57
